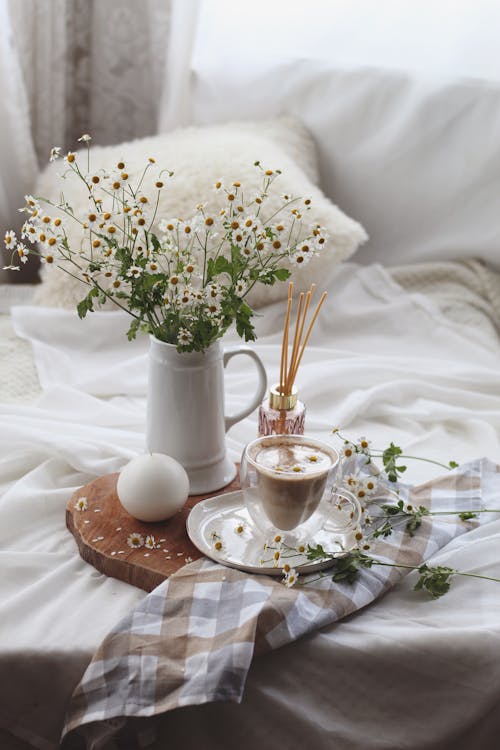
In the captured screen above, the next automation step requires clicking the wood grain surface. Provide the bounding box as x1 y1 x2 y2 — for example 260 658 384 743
66 469 241 592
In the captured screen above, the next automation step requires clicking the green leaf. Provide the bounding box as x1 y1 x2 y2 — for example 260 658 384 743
449 460 459 469
331 551 374 585
406 516 421 537
213 256 233 275
459 511 478 521
381 442 408 483
372 521 393 539
126 318 141 341
306 543 329 561
274 267 291 282
235 301 256 341
76 287 99 319
415 564 456 599
381 504 402 516
150 233 161 253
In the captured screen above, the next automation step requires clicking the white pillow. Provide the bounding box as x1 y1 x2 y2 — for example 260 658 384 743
33 117 367 309
187 47 500 270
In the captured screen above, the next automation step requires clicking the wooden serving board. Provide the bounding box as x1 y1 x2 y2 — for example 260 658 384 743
66 469 240 592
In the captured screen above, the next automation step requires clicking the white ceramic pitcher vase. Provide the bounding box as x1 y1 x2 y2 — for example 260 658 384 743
146 336 267 494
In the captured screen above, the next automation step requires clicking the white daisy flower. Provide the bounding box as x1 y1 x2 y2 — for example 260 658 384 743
314 233 327 251
357 437 371 454
145 535 156 549
16 244 29 263
231 228 245 245
234 523 245 536
245 214 262 231
49 146 62 162
74 497 88 511
4 231 16 249
206 282 223 301
345 473 359 488
212 537 224 552
127 532 144 549
158 218 177 233
342 443 356 459
130 212 148 232
362 477 378 494
289 251 308 266
22 222 39 241
356 486 367 501
109 173 125 191
37 230 51 247
78 133 92 143
297 242 315 259
178 327 193 346
213 179 224 192
40 253 56 265
146 261 161 274
242 243 256 258
353 528 365 548
126 265 143 279
64 151 77 164
178 286 194 308
234 279 247 296
205 301 221 318
86 172 104 188
273 221 289 234
24 195 40 211
284 569 298 588
272 549 282 567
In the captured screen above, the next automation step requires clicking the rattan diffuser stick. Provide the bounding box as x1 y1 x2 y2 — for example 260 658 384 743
279 282 327 396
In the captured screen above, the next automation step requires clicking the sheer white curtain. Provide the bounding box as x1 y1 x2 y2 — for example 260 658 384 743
159 0 201 132
0 0 38 280
159 0 500 132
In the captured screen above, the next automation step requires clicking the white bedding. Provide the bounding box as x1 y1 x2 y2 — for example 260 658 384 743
2 262 500 749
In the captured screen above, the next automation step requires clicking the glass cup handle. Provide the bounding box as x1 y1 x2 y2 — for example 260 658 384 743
326 488 363 532
223 346 267 431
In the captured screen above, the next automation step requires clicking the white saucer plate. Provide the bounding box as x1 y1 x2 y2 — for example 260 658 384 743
186 489 356 575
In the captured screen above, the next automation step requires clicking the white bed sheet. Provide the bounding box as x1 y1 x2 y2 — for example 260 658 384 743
2 262 500 749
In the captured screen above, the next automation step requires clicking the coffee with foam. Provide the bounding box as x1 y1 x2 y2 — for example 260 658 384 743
247 437 337 530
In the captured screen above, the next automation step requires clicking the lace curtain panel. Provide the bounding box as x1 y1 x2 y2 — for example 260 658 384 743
0 0 38 282
9 0 171 164
2 0 171 282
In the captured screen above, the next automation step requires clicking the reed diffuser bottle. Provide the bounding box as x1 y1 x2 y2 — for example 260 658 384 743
258 282 327 437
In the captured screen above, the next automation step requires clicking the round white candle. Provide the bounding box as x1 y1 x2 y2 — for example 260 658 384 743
117 453 189 522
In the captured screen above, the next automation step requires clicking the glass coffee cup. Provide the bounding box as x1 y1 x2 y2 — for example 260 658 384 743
240 434 362 536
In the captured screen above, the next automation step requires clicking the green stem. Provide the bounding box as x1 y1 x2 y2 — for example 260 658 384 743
428 509 500 515
457 571 500 583
370 452 452 471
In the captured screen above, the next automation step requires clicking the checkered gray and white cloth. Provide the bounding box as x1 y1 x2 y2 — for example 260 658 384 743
61 458 500 748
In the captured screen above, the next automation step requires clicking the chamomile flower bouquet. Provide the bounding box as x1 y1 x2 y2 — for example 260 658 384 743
4 135 328 352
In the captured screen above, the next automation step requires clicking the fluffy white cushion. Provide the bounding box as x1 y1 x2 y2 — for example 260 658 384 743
33 117 367 309
188 43 500 270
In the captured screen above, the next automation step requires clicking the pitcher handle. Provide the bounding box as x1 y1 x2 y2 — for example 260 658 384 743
223 346 267 431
